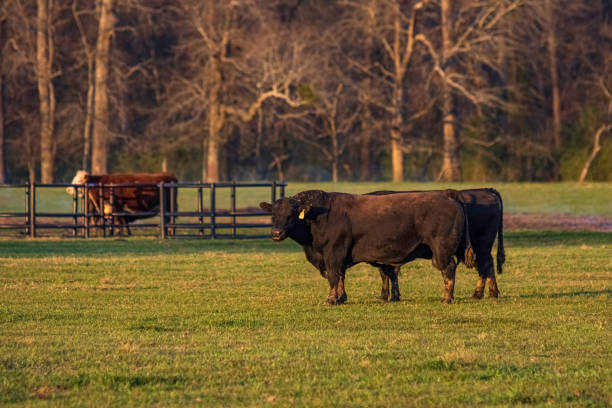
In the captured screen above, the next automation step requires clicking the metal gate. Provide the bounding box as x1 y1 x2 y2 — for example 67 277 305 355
0 181 285 239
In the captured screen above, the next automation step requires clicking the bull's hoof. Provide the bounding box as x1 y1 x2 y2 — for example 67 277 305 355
441 297 453 304
488 291 499 299
389 296 400 302
473 290 484 300
327 293 347 305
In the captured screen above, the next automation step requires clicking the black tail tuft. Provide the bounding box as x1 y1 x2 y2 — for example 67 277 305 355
489 189 505 274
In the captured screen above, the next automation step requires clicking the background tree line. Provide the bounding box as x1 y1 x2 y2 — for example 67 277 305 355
0 0 610 184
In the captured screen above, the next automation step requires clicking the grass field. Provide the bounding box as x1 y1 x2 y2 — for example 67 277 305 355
1 231 611 406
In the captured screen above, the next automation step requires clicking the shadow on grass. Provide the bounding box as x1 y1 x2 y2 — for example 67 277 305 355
516 289 612 299
505 230 611 247
0 231 608 258
0 237 302 258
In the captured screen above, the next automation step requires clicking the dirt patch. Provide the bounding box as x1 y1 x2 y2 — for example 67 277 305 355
505 213 612 232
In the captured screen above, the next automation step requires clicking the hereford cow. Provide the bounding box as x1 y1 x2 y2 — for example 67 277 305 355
368 188 504 301
66 170 178 235
260 190 475 305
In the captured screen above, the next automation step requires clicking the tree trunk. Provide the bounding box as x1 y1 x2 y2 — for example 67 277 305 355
579 124 610 183
360 0 375 182
360 127 371 181
0 18 6 183
545 0 561 151
331 129 339 182
0 72 6 184
37 0 56 183
91 0 114 174
391 83 403 182
206 56 223 182
255 109 266 179
82 55 94 171
438 0 462 182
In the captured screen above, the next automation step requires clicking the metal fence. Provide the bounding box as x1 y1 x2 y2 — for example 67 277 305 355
0 181 285 239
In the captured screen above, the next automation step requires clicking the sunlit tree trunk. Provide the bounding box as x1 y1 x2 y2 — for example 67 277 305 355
205 54 223 182
438 0 462 181
91 0 114 174
36 0 56 183
391 82 404 182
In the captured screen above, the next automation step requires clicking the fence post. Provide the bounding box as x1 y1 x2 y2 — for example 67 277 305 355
170 184 176 236
231 181 237 239
24 183 30 236
29 182 36 238
72 188 79 237
159 182 166 239
210 184 216 239
198 184 204 237
84 184 90 238
109 187 115 237
99 185 106 238
280 183 285 198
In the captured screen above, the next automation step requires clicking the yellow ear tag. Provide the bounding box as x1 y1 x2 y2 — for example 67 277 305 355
299 209 305 219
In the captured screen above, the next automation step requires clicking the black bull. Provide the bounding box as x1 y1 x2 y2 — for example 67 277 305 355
260 189 478 304
367 188 504 301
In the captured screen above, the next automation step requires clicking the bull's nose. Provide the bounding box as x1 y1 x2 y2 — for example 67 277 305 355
271 229 283 240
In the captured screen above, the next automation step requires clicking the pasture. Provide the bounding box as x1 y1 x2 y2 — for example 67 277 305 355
1 183 611 406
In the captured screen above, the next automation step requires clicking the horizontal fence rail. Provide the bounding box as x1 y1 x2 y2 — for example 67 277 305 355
0 181 285 239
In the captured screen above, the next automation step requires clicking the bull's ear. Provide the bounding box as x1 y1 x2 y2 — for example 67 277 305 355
259 202 273 212
297 204 312 219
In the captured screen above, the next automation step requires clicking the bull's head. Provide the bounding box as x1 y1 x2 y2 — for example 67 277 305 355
65 170 89 196
259 198 311 241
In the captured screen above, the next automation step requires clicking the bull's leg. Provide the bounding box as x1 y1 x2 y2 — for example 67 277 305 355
486 274 500 298
440 259 457 304
326 269 347 305
380 265 400 302
379 268 390 301
473 276 486 299
473 253 493 300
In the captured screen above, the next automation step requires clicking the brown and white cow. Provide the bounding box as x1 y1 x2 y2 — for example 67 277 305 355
66 170 178 235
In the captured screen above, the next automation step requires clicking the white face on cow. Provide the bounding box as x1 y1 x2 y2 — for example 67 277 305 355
65 170 89 196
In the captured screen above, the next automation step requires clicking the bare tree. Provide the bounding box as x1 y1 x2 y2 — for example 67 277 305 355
579 59 612 182
416 0 521 181
36 0 57 182
91 0 115 174
545 0 561 152
164 1 308 182
0 9 6 183
71 0 96 171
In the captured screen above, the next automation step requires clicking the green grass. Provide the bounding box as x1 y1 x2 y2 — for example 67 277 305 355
1 182 611 215
1 232 611 406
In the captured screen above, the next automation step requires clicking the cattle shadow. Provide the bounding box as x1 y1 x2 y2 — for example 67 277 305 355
0 238 303 258
516 289 612 299
506 230 611 247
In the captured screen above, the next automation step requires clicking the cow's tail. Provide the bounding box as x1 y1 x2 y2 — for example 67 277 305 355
445 189 476 269
490 188 505 274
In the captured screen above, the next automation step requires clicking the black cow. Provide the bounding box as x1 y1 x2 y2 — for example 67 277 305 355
260 189 475 305
368 189 504 301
